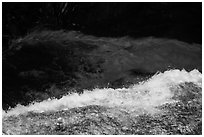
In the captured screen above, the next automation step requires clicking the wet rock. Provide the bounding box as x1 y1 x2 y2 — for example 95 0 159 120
3 82 202 135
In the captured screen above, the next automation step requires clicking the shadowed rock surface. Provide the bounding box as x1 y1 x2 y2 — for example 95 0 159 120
3 30 202 109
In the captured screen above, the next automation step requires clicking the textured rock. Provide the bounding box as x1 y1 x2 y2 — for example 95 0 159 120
2 82 202 135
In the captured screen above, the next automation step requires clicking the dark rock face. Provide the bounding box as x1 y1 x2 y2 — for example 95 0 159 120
2 30 202 109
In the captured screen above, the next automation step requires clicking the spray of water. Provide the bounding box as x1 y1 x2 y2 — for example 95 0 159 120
2 69 201 117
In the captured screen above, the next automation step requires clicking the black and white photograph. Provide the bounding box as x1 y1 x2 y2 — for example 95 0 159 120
2 1 202 135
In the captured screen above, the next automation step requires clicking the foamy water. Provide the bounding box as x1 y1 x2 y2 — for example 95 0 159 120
2 69 202 117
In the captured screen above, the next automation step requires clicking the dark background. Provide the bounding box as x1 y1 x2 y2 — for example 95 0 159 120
2 2 202 110
2 2 202 51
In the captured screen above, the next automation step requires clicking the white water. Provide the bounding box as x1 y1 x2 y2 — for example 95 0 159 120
2 69 202 117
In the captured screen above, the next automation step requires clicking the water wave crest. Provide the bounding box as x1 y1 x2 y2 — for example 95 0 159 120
3 69 202 117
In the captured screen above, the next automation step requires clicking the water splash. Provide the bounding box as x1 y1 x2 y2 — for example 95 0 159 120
3 69 202 117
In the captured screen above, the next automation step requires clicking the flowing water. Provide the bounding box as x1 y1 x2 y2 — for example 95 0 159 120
3 69 202 117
